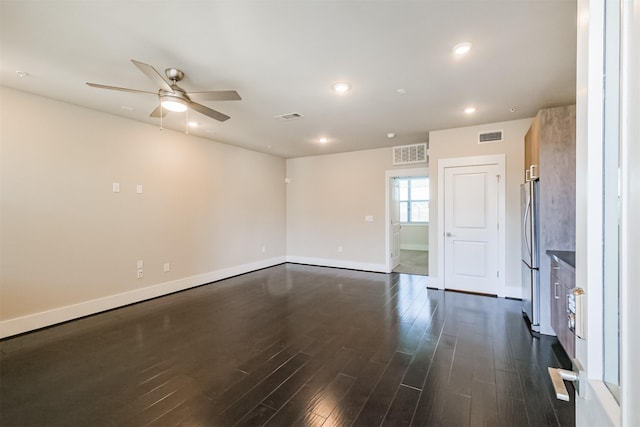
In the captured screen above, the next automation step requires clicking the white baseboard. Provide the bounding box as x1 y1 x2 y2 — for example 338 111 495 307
0 256 286 339
286 256 387 273
427 276 443 289
400 244 429 251
426 277 523 300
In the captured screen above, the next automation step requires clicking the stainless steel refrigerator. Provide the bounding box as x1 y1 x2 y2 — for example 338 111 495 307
521 179 540 332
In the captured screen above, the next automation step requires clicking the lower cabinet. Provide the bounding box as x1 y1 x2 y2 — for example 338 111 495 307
550 255 575 359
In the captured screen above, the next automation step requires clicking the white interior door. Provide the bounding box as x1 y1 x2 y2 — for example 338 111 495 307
391 178 401 269
443 163 499 295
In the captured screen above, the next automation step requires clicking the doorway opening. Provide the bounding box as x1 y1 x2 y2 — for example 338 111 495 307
393 176 429 275
385 167 429 275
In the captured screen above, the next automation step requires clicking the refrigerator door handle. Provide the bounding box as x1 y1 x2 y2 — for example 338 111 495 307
523 199 532 261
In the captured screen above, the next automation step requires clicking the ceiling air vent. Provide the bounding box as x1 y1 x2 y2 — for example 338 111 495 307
478 130 503 144
274 112 304 121
392 143 428 165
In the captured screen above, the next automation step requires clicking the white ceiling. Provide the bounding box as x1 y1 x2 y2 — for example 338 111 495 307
0 1 576 158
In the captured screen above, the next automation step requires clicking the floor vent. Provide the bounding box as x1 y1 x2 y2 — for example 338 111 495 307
392 143 428 165
478 130 503 144
274 112 304 121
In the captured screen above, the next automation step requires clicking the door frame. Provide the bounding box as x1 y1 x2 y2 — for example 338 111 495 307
574 0 639 425
384 167 428 273
437 154 506 296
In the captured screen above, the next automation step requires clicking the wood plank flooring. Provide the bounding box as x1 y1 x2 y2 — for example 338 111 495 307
0 264 574 426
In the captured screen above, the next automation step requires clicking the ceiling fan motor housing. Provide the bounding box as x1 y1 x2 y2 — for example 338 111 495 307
165 68 184 83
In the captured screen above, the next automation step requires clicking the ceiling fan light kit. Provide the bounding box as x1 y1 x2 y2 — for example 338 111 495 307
86 59 241 124
160 95 188 112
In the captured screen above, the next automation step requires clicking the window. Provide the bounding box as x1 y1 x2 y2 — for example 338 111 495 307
398 177 429 223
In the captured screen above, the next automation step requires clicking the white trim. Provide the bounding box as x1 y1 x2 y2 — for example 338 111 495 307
427 276 442 289
580 381 621 426
384 167 429 273
437 154 506 297
0 256 286 339
286 256 386 273
620 0 640 424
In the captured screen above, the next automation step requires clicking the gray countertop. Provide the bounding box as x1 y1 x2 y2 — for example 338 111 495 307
546 250 575 269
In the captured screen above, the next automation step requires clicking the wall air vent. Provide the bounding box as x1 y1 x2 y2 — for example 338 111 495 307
478 130 503 144
392 143 428 165
274 112 304 121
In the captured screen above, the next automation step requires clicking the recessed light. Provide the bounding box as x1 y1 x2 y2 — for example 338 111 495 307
453 42 472 56
319 137 329 144
387 133 396 139
188 121 199 127
396 89 407 95
464 106 476 114
15 70 30 78
332 82 351 94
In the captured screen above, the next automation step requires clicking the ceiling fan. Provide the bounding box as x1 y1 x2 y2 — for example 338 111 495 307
86 59 241 122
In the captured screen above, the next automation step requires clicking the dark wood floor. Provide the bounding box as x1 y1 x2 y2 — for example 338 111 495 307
0 264 574 426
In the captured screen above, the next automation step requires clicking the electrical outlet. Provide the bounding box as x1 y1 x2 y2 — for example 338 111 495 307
261 245 267 253
137 268 144 279
338 246 343 253
163 263 170 272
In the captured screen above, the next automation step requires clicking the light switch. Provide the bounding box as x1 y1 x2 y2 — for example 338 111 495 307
136 184 143 194
365 215 374 222
137 260 144 269
112 182 120 193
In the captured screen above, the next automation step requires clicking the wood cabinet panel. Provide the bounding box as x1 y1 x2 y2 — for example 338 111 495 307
549 255 575 359
524 116 540 178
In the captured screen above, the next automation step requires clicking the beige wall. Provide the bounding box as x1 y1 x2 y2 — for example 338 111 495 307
400 224 429 251
0 86 530 335
428 118 531 298
286 149 417 271
0 87 286 335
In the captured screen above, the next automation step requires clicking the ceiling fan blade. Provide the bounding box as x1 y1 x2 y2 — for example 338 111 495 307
188 101 231 122
186 90 242 102
86 82 156 95
131 59 173 93
149 106 167 118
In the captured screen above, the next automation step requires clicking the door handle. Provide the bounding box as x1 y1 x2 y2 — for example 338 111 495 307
445 232 453 237
547 360 585 401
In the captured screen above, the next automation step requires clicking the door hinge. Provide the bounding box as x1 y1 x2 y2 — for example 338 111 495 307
497 270 500 278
